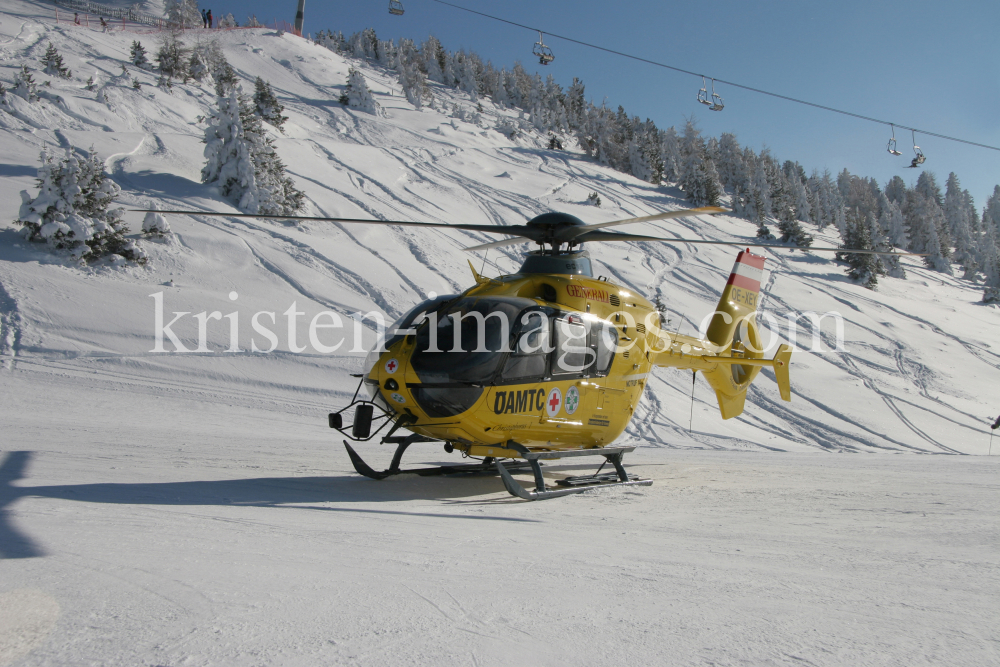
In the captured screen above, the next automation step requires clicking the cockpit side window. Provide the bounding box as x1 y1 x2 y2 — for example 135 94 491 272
551 314 596 378
411 297 524 385
382 294 457 352
500 310 551 382
594 320 617 376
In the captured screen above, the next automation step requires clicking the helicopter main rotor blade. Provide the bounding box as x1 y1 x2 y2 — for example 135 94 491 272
462 236 534 252
574 230 930 256
568 206 729 236
131 210 537 237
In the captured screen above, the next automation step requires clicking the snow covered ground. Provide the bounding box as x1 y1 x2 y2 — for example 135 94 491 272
1 1 999 664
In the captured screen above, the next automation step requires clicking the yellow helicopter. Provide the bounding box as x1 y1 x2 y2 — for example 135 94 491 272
151 205 921 499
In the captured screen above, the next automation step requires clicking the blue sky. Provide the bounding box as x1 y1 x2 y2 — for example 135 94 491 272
222 0 999 208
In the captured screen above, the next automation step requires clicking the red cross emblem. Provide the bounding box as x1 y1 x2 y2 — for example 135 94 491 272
545 387 562 417
385 358 398 374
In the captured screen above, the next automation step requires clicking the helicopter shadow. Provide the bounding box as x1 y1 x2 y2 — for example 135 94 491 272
0 450 537 560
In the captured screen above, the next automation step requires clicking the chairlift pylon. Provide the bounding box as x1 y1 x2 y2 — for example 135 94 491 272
388 0 404 16
532 31 554 65
887 124 902 156
696 76 711 106
907 129 926 168
708 78 724 111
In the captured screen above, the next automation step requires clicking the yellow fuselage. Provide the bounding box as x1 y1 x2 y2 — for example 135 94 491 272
367 271 706 456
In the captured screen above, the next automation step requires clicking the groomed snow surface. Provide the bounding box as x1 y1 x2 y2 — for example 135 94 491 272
0 1 998 664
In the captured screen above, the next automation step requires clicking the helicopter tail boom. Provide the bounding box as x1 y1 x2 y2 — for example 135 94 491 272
651 249 792 418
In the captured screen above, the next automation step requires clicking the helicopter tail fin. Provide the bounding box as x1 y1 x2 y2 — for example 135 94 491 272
699 249 791 419
704 248 765 350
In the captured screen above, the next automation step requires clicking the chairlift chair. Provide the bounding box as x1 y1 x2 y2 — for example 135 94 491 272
708 78 724 111
907 129 926 167
388 0 404 15
533 32 554 65
887 124 902 155
697 76 711 106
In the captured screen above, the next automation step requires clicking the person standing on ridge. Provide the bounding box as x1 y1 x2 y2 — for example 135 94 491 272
207 9 213 28
201 8 207 27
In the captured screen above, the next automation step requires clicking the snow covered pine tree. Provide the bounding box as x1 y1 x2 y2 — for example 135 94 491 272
18 148 146 264
130 41 150 69
253 77 287 132
838 209 884 290
202 88 304 215
42 43 71 78
339 68 384 116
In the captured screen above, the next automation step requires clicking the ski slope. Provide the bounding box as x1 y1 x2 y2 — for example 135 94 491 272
0 1 998 665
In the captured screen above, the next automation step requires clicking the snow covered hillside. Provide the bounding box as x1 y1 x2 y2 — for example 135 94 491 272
1 0 997 454
0 2 998 665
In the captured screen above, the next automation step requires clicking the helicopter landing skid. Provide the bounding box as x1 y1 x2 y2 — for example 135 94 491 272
343 441 534 480
496 446 652 500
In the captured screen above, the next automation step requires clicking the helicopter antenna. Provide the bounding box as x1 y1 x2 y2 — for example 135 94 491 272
689 371 697 433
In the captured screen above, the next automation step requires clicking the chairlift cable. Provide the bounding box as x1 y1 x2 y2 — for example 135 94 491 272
424 0 1000 153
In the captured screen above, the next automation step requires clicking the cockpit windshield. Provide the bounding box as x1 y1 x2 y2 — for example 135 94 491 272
410 297 534 384
363 294 457 375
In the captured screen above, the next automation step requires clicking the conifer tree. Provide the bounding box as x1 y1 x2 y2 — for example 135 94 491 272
339 68 384 116
678 120 705 201
884 175 907 205
188 50 209 82
944 173 976 274
18 148 146 264
903 191 951 273
699 158 724 207
202 88 305 215
715 132 744 191
210 61 236 96
165 0 201 28
253 77 287 131
142 209 171 236
130 41 149 69
904 187 952 272
42 43 71 79
13 64 39 101
980 222 1000 303
418 36 445 83
156 34 187 79
983 185 1000 236
876 193 907 253
839 209 884 289
776 203 813 247
658 127 681 183
915 171 943 207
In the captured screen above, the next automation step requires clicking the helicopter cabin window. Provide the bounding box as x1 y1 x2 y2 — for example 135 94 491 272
594 319 617 376
411 298 526 384
500 310 550 381
551 314 596 378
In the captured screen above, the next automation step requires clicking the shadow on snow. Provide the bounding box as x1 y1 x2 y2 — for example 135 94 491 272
0 450 537 559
